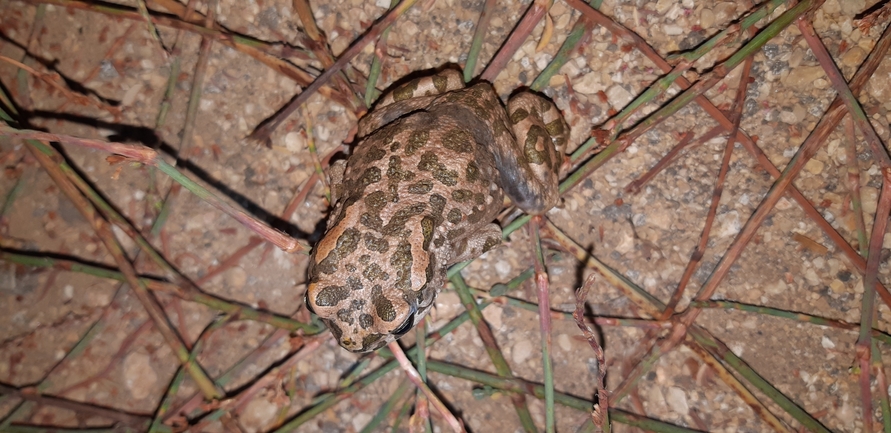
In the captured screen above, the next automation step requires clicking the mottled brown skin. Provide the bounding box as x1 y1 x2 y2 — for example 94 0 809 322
307 70 569 352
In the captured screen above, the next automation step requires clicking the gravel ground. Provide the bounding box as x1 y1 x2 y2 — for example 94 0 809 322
1 0 890 432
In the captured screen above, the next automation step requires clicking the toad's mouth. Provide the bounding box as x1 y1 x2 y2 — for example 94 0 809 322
327 299 436 353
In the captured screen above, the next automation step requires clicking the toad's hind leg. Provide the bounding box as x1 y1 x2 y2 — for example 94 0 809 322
497 92 569 215
358 69 465 136
448 223 503 265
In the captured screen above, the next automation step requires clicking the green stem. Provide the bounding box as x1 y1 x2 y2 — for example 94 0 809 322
451 274 538 432
530 221 554 432
360 379 412 433
464 0 498 82
531 0 602 92
0 251 323 333
421 359 702 433
364 0 399 106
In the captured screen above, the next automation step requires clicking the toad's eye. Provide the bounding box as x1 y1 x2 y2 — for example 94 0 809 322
304 292 316 315
391 305 417 336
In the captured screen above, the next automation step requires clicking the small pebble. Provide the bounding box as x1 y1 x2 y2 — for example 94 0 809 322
123 352 157 400
511 339 533 365
557 333 571 351
665 387 689 414
241 397 279 433
700 9 715 28
605 85 634 109
804 159 824 175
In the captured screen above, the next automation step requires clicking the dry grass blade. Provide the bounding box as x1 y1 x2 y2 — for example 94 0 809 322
798 18 891 169
0 55 121 117
545 220 822 431
28 0 357 108
855 167 891 428
292 0 365 110
388 342 465 433
660 45 755 319
449 274 538 432
247 0 421 145
0 383 151 429
23 137 224 400
573 275 609 432
479 0 550 82
0 126 308 253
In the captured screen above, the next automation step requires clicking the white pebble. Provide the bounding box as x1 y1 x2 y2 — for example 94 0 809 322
284 131 305 153
665 387 689 414
557 333 571 351
512 339 533 364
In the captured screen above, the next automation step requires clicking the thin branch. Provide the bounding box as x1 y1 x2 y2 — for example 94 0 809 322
388 342 465 433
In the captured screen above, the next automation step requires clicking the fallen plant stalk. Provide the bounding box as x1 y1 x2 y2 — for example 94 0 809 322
0 125 307 253
247 0 422 145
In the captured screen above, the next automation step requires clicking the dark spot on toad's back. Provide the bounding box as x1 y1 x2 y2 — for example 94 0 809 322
383 203 427 235
451 189 473 202
546 119 565 140
482 236 500 252
363 146 387 163
359 314 374 329
433 74 448 93
417 152 440 172
429 194 446 224
371 285 396 322
405 130 429 155
363 263 387 282
364 233 389 252
390 242 413 290
524 125 550 165
316 254 338 275
447 208 463 224
336 228 360 254
337 309 353 325
360 213 383 231
358 167 382 187
388 156 415 181
442 129 473 153
365 191 387 213
435 168 458 186
346 276 363 291
466 161 480 182
408 180 434 194
316 285 349 306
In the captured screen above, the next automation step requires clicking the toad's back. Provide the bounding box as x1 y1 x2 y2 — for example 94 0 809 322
307 70 568 352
